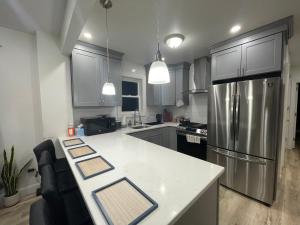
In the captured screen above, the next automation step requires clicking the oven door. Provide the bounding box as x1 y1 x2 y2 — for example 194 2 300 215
177 131 207 160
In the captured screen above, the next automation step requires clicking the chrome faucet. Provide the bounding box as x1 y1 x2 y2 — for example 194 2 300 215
133 111 142 126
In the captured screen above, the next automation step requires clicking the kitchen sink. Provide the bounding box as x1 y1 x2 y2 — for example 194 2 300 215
131 125 152 129
145 122 163 125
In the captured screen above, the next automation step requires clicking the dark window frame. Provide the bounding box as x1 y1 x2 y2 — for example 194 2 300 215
121 78 141 113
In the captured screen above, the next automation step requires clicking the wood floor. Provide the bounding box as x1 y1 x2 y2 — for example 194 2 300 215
0 149 299 225
219 148 300 225
0 195 40 225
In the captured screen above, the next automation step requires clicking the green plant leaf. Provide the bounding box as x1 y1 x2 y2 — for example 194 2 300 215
18 159 32 177
8 146 14 177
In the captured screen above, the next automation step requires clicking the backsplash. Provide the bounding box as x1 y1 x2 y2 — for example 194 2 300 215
73 106 163 126
167 93 208 123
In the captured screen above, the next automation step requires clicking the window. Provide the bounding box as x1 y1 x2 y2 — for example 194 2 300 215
122 78 141 112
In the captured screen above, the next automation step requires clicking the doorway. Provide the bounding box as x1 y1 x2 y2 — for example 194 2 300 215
295 84 300 146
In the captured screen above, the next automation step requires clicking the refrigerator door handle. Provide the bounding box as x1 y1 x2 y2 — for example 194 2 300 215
234 94 240 149
209 148 267 165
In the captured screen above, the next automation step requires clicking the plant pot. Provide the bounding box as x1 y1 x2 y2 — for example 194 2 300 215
3 192 20 207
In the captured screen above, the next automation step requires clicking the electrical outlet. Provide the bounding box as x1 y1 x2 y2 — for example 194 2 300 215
27 168 35 173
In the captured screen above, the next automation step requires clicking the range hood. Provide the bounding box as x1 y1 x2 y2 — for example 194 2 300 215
189 56 211 94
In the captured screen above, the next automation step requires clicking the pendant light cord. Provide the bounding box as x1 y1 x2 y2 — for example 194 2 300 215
156 0 160 46
106 8 110 82
155 0 162 61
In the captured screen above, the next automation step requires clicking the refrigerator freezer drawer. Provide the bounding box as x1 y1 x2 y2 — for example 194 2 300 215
207 145 275 205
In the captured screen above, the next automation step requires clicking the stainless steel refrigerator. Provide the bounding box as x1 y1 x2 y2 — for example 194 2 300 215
207 77 280 205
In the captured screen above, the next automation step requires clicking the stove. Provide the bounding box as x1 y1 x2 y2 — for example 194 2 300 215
177 122 207 137
176 121 208 160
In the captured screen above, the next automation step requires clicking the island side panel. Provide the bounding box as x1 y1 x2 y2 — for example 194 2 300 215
174 180 219 225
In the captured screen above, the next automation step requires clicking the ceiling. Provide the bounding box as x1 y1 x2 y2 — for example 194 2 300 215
79 0 300 66
0 0 67 35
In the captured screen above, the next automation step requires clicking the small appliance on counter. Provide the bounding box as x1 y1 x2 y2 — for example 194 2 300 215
163 109 173 122
80 115 116 136
155 114 162 123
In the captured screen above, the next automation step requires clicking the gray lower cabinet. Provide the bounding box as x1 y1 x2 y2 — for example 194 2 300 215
145 133 163 146
211 46 242 82
71 42 123 107
129 128 163 146
241 33 282 76
72 49 102 107
168 127 177 151
145 62 190 106
129 127 177 150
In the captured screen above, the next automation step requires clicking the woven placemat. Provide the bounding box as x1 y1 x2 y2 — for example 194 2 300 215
63 138 84 147
68 145 96 159
93 177 158 225
76 156 114 179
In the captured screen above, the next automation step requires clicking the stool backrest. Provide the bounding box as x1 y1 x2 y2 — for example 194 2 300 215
38 150 54 173
33 140 56 162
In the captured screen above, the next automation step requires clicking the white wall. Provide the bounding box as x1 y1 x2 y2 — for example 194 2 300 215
0 26 41 197
35 31 73 157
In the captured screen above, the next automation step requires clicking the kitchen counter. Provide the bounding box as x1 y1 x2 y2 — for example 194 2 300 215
58 122 224 225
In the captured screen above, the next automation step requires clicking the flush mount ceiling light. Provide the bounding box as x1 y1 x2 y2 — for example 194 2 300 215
164 34 185 49
83 32 92 39
100 0 116 96
148 0 170 84
230 25 241 34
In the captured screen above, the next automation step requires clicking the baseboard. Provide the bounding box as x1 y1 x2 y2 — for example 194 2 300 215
19 182 40 198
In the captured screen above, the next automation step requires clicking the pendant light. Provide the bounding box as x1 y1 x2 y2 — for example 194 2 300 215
101 0 116 95
148 1 170 84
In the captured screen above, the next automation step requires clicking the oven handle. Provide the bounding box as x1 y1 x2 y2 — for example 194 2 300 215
209 148 267 165
176 131 207 141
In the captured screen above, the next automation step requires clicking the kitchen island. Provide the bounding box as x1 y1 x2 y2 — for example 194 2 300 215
58 123 224 225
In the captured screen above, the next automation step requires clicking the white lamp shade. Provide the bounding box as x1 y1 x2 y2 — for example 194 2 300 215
102 82 116 95
148 61 170 84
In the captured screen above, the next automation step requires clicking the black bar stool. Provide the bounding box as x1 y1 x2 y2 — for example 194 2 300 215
39 151 77 193
40 165 92 225
33 139 69 173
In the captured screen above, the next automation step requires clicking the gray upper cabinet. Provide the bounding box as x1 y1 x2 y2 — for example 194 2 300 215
175 63 190 106
72 49 102 107
210 21 288 82
161 68 176 106
145 62 190 106
71 42 123 107
241 33 282 76
145 64 162 106
101 57 122 106
211 46 242 82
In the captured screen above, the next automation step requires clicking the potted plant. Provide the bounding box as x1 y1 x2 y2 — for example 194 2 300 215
1 146 32 207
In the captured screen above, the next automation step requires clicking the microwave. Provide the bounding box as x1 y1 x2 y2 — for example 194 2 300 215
80 116 117 136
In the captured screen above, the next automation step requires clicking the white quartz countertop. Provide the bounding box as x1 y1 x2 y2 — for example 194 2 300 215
58 122 224 225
